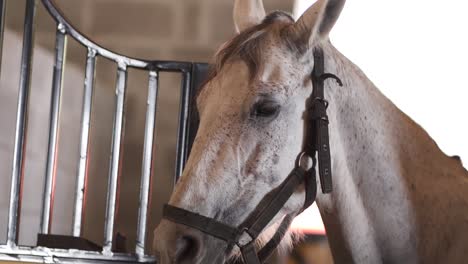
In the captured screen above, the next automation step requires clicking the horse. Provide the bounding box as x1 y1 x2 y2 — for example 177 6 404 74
153 0 468 263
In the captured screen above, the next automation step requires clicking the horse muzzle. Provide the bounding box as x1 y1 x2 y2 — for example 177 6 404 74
154 219 228 264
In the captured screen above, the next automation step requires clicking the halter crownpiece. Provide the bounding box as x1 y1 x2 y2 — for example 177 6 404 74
162 47 342 263
308 47 343 194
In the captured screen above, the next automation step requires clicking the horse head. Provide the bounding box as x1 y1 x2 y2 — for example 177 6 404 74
154 0 345 263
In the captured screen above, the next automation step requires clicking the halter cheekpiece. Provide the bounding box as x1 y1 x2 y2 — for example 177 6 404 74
163 48 343 264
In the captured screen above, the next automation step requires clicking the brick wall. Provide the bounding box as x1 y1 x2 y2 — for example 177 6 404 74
0 0 294 255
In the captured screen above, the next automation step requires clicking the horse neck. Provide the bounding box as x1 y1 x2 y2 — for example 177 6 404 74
313 43 468 263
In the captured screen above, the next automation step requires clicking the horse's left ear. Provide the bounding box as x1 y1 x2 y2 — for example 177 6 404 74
233 0 266 33
291 0 346 46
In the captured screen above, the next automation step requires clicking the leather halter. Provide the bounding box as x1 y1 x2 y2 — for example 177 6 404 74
163 48 342 263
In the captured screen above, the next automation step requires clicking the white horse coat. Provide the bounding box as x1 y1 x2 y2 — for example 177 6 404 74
154 1 468 263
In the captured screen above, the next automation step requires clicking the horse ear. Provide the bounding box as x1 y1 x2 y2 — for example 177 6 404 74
233 0 266 33
291 0 345 47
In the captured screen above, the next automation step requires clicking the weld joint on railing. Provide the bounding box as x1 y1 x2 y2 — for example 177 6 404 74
57 22 66 34
117 60 128 71
6 240 16 249
87 47 97 58
149 70 157 77
102 245 113 257
135 244 145 259
177 64 192 73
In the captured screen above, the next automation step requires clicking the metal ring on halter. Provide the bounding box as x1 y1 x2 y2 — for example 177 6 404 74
295 151 316 170
320 116 329 124
313 97 329 108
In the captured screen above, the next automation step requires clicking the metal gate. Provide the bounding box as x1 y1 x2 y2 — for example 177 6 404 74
0 0 207 262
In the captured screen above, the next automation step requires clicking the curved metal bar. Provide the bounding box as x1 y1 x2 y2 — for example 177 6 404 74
41 0 192 72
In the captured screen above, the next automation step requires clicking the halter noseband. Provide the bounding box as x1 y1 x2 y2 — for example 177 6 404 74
163 48 342 263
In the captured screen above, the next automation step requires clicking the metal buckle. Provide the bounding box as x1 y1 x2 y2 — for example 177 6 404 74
236 228 254 248
313 97 329 109
320 116 329 124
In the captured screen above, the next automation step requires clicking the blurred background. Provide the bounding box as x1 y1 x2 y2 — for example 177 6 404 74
1 0 467 263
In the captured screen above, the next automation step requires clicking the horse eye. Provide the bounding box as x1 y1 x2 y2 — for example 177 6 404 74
252 101 280 118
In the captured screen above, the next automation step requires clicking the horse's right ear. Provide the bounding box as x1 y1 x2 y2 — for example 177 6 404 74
290 0 346 48
233 0 266 33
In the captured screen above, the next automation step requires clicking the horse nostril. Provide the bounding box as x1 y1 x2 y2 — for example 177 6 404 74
175 235 200 262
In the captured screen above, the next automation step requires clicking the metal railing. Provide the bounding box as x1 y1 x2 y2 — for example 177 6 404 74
0 0 208 262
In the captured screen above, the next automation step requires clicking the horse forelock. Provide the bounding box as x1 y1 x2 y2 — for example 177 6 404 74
200 11 295 91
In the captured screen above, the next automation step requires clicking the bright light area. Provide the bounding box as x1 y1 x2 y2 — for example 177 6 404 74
291 0 468 234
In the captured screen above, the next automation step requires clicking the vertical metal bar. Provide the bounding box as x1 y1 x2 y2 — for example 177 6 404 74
135 71 159 257
174 70 192 182
40 24 67 234
103 64 127 254
0 0 6 76
186 63 209 157
7 0 36 247
72 48 96 237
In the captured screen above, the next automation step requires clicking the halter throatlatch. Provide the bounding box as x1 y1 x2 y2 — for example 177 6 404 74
162 48 342 263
